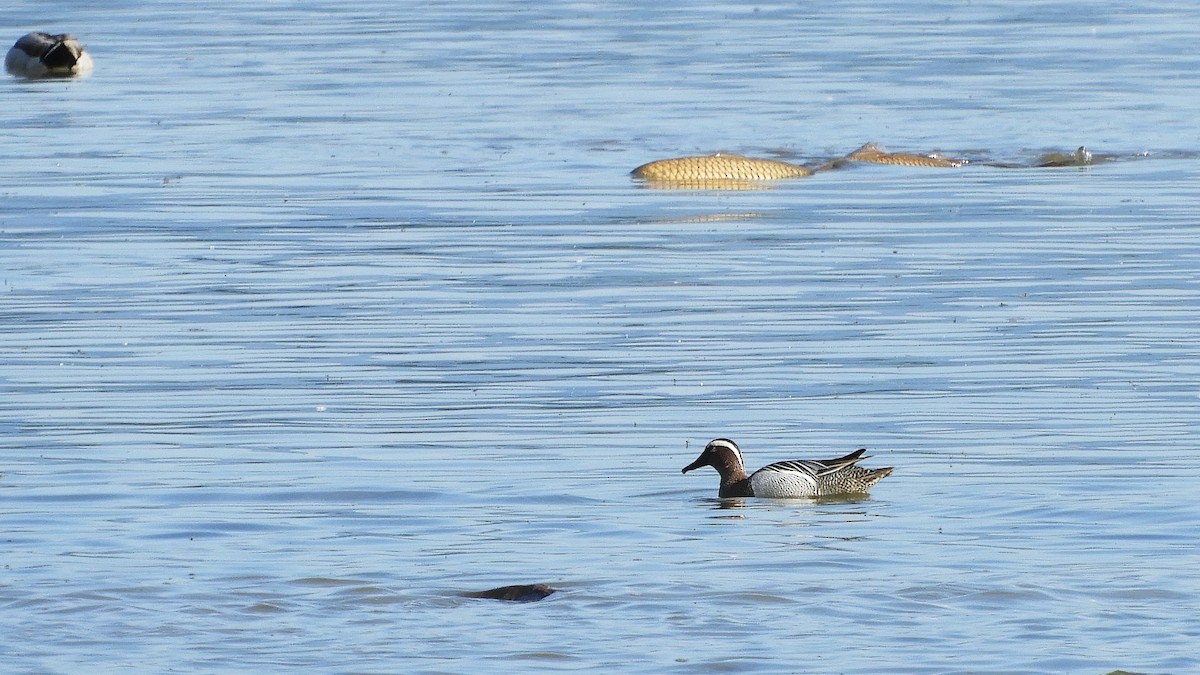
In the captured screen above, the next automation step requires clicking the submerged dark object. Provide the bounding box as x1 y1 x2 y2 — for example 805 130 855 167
631 142 1131 189
465 584 556 602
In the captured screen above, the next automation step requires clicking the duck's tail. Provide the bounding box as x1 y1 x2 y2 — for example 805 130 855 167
862 465 894 487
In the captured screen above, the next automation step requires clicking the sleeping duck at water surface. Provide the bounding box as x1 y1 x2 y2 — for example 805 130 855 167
6 32 93 78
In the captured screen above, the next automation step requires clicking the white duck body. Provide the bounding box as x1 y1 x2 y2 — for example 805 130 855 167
746 460 826 497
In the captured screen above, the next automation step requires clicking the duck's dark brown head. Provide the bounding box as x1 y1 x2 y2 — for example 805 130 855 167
682 438 747 477
683 439 754 497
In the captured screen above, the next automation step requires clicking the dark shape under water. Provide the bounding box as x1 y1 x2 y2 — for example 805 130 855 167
465 583 556 602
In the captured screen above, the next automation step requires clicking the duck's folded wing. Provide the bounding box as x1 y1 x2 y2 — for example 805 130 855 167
759 449 869 478
756 459 823 478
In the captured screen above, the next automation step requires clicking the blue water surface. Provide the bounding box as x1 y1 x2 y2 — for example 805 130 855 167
3 1 1199 673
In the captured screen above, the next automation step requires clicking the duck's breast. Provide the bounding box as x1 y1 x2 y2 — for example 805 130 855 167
749 465 818 498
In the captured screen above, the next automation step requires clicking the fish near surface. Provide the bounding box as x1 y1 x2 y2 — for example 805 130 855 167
631 152 814 184
1035 146 1101 167
845 142 967 168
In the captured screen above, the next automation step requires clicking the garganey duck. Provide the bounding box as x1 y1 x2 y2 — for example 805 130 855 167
682 438 892 498
5 32 93 78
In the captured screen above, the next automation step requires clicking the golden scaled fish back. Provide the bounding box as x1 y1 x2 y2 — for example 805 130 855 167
631 152 813 182
845 142 967 168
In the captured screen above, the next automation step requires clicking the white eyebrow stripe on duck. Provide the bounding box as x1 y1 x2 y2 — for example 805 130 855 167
707 438 743 465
